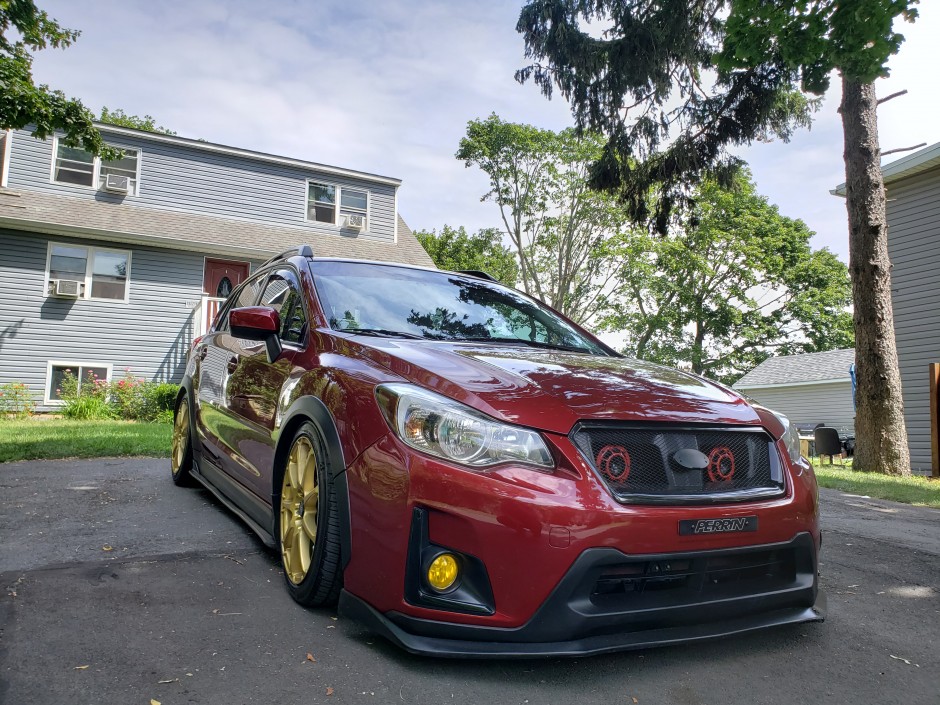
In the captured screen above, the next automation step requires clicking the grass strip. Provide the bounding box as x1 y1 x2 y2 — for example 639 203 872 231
813 461 940 509
0 419 171 463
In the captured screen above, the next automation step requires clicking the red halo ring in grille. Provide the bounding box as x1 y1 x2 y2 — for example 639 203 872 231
707 446 736 482
596 444 631 481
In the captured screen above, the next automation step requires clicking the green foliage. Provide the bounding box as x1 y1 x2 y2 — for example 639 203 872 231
0 382 35 418
153 408 174 425
0 0 117 158
143 383 179 420
720 1 920 93
98 106 176 135
515 0 918 231
62 395 115 420
600 172 853 383
457 114 637 324
415 225 518 285
58 368 179 421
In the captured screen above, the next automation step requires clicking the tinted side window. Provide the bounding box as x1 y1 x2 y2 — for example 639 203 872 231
259 269 308 345
215 271 266 332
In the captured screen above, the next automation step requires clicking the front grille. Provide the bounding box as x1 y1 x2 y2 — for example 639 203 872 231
571 424 785 503
591 547 798 612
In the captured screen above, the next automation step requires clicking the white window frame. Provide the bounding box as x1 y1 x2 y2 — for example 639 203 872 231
49 135 142 196
0 129 11 187
44 360 113 406
44 241 133 303
305 179 370 231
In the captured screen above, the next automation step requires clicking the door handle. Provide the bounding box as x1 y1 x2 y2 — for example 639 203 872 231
227 356 240 373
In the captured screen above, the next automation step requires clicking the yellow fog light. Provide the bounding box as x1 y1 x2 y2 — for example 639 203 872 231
427 553 459 592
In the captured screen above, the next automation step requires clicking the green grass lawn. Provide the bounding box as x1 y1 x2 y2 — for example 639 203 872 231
0 419 172 463
812 460 940 509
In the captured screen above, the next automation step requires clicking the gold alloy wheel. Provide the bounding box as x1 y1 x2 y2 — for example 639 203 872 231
280 436 319 585
171 399 190 476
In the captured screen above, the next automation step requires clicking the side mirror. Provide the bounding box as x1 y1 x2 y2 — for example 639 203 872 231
230 306 282 362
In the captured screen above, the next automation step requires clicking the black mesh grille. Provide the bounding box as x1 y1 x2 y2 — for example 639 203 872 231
571 425 785 503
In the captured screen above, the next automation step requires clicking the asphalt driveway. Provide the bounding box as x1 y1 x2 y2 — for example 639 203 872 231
1 458 937 705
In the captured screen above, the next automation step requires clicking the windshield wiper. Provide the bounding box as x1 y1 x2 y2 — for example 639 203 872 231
345 328 427 340
454 336 591 354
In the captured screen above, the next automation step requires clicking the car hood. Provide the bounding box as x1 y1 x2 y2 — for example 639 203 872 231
351 338 761 435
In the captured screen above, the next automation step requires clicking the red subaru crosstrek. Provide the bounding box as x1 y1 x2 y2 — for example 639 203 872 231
172 246 824 657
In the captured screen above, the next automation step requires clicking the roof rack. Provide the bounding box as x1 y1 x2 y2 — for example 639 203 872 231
260 244 314 268
457 269 498 282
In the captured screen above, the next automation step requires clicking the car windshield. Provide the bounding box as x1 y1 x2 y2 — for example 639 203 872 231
311 261 611 355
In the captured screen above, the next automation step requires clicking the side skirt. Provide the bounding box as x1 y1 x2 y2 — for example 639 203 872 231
192 456 277 549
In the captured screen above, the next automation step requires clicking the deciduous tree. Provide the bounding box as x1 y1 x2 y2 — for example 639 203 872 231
98 107 176 136
457 114 635 325
415 225 519 286
602 174 853 384
0 0 113 156
516 0 918 474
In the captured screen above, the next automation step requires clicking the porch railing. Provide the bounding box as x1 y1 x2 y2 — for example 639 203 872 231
192 295 226 340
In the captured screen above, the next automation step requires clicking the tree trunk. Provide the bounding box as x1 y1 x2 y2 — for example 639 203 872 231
839 77 911 476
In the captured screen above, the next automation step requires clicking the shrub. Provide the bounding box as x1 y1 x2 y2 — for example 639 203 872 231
143 383 179 418
153 408 174 425
110 370 147 420
63 395 116 420
0 382 35 419
59 368 180 421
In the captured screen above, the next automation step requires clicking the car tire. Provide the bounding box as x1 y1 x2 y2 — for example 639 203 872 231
277 422 343 607
171 395 195 487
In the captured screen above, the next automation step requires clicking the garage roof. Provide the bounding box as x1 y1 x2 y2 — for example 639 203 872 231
733 348 855 389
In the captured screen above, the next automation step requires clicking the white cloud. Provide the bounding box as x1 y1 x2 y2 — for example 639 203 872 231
27 0 939 260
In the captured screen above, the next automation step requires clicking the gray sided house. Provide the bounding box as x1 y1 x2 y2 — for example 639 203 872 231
833 143 940 474
732 349 856 435
0 126 432 410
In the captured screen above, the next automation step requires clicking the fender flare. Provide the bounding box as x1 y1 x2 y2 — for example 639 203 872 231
176 376 204 455
275 396 352 568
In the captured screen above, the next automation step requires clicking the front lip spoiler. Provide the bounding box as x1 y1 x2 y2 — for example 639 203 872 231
338 533 826 659
339 589 826 659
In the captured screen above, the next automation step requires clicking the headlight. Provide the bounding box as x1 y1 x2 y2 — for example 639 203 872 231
375 384 554 470
773 409 803 465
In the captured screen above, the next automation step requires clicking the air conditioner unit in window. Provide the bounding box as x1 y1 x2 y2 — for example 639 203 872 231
50 279 81 297
345 214 366 230
103 173 131 193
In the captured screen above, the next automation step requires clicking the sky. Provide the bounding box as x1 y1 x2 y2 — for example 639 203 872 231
28 0 940 264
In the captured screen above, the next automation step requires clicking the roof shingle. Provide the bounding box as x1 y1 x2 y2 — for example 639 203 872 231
733 348 855 389
0 188 434 268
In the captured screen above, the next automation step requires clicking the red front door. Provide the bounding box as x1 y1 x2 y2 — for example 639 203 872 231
204 259 250 298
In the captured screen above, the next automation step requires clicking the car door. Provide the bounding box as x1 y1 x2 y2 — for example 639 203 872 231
216 267 309 499
194 271 267 484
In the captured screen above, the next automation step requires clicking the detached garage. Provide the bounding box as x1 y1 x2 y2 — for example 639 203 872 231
733 349 856 436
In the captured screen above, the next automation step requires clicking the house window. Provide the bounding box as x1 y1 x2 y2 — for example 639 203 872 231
340 188 368 227
46 243 131 301
307 181 369 229
52 138 140 194
308 182 336 223
46 362 112 404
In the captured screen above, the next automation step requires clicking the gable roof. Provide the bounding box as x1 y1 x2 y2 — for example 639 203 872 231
0 187 434 267
733 348 855 389
831 141 940 196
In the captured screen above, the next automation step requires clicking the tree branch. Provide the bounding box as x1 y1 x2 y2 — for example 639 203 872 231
881 143 927 157
876 89 907 105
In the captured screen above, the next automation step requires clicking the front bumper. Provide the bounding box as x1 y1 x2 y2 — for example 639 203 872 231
339 533 825 658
